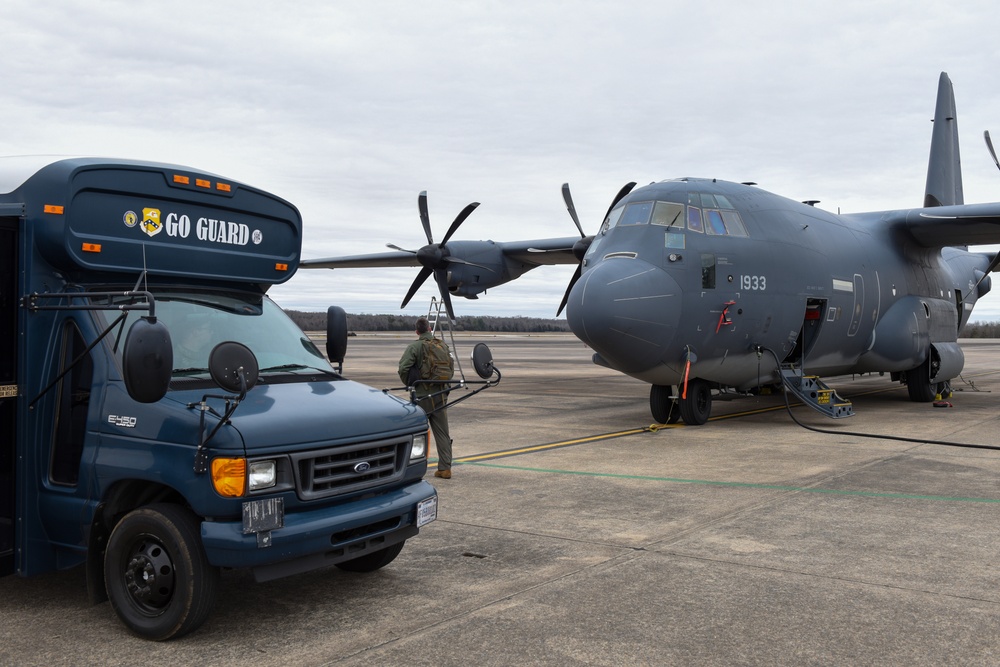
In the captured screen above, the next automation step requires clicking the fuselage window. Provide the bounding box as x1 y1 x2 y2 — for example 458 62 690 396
687 206 704 233
651 201 685 228
699 193 717 208
617 202 653 226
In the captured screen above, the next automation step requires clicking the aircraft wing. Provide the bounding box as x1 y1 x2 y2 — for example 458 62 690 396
894 202 1000 247
300 251 420 269
300 236 582 270
498 236 580 266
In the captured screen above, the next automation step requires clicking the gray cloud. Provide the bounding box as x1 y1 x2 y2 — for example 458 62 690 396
4 0 1000 318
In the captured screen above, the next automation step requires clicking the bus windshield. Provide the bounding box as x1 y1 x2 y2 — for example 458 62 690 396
102 290 332 379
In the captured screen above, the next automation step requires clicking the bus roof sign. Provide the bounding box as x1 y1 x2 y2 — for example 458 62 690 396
6 158 302 286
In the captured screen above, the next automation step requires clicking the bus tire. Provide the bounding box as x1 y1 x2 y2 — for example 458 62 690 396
104 503 218 641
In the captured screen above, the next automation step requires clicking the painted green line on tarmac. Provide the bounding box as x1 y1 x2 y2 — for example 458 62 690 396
458 461 1000 504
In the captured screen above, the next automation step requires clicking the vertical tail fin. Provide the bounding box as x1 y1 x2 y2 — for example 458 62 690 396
924 72 964 207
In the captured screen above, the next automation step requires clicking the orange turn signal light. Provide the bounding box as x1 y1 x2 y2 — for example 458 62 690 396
211 457 247 497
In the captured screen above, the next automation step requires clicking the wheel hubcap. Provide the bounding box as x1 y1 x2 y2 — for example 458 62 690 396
123 538 175 613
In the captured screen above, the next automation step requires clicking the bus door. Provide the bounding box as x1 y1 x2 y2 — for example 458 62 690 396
0 217 17 576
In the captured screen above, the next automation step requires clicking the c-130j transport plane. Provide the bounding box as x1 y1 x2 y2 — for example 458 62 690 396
302 72 1000 425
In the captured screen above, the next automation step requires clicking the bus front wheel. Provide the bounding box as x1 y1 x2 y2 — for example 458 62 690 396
104 503 219 641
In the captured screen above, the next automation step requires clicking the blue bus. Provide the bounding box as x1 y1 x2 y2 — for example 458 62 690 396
0 157 436 640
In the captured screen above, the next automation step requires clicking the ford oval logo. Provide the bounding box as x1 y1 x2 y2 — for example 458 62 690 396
354 461 371 474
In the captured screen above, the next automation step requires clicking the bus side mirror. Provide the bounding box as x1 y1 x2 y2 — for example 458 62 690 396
122 316 173 403
472 343 495 379
209 341 259 394
326 306 348 365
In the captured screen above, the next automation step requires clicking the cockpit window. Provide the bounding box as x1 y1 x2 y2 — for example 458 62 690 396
687 206 704 233
604 192 748 237
720 210 747 236
651 202 685 228
616 202 653 226
705 210 727 235
689 192 747 237
601 205 625 232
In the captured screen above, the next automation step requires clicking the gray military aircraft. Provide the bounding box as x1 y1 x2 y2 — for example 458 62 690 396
302 72 1000 425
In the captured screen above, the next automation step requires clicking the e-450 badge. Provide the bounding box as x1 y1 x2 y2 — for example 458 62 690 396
108 414 137 428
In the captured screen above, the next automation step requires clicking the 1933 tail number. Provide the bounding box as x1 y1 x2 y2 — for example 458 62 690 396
740 275 767 291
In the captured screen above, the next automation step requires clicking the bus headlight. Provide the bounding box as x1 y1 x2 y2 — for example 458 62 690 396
411 432 428 460
248 460 277 491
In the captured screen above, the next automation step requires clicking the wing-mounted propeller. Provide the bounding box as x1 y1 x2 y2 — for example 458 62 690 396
397 191 481 321
986 130 1000 173
961 131 1000 303
556 181 637 316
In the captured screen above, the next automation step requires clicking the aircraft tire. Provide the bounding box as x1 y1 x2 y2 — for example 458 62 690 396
649 384 680 424
906 355 941 403
679 379 712 425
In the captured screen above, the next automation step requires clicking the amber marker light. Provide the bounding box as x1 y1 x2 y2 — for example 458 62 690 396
216 182 232 192
81 243 102 253
195 178 211 189
173 174 191 185
211 457 247 497
43 204 64 214
275 263 288 271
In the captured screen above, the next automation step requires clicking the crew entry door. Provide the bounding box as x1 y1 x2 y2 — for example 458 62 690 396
0 217 18 576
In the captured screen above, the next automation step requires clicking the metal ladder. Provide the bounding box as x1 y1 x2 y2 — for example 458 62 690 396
779 366 854 418
425 297 466 383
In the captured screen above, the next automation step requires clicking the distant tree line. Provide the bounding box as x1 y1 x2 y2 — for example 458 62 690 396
286 310 1000 336
285 310 571 333
962 321 1000 338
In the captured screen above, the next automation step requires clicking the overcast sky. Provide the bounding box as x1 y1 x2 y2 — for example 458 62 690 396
4 0 1000 319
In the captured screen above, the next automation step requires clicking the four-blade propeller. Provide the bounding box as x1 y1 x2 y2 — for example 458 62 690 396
393 182 639 320
556 181 636 316
986 130 1000 174
397 191 481 321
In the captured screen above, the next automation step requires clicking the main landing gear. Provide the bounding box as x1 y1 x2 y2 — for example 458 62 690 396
650 381 713 426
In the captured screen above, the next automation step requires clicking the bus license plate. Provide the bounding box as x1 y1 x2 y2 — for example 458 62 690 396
416 496 437 527
242 497 284 534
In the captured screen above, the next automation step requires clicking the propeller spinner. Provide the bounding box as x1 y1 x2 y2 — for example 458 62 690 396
556 181 637 316
398 191 481 321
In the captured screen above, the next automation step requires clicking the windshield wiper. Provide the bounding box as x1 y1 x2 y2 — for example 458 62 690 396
258 363 339 376
173 367 210 375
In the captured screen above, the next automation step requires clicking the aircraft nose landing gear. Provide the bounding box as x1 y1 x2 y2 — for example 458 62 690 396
649 380 712 426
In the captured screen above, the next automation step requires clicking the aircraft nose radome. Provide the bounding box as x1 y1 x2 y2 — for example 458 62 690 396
565 258 680 373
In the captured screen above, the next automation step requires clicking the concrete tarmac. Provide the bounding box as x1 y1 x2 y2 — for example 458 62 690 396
3 334 1000 666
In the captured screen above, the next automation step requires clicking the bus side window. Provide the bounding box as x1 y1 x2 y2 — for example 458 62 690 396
50 322 92 486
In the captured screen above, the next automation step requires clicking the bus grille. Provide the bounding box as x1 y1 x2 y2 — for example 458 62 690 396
290 436 409 500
